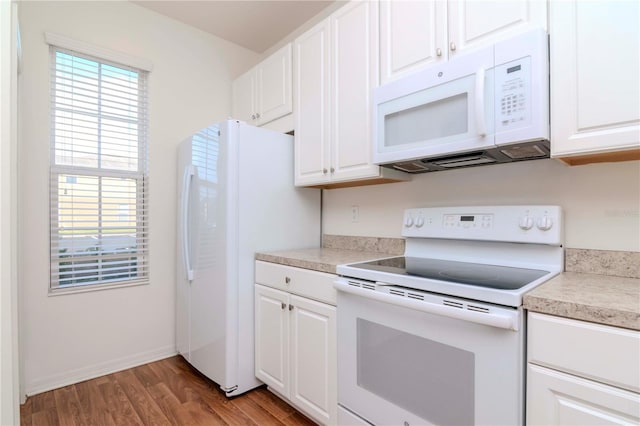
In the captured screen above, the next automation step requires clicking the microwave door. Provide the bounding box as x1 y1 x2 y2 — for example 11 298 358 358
372 51 495 165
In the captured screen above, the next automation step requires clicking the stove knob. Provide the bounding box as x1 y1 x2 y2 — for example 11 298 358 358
518 216 534 230
537 216 553 231
404 216 414 227
415 217 425 228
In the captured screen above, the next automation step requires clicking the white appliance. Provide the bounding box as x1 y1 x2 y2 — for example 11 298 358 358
334 205 563 425
176 120 320 396
373 29 549 173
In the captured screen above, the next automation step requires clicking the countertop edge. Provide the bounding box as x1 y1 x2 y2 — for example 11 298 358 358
255 252 338 274
524 294 640 331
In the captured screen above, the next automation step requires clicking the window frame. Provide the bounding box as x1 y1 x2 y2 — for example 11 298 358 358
48 43 150 294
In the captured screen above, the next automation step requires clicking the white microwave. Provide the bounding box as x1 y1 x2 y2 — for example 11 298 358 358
373 29 549 173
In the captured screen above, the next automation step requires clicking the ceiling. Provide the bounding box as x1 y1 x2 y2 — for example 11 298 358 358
132 1 335 54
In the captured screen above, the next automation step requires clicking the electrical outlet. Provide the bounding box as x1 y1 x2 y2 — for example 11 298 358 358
351 206 359 222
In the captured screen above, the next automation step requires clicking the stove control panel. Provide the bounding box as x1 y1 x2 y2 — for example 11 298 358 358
402 205 563 245
443 213 494 229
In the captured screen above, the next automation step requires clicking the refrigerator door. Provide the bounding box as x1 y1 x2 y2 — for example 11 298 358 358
176 120 320 397
176 139 197 361
186 123 237 390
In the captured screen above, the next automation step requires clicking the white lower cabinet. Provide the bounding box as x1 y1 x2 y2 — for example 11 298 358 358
527 312 640 425
528 364 640 425
254 261 337 425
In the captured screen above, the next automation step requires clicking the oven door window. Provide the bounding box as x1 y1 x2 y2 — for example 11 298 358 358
357 319 475 426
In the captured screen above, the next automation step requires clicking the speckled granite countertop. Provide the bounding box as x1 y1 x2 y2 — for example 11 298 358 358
524 272 640 331
255 247 396 274
258 237 640 331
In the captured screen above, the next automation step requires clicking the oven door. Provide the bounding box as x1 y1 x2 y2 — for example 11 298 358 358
372 47 495 165
336 279 525 426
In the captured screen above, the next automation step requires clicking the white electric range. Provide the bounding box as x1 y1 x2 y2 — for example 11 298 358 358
334 205 563 426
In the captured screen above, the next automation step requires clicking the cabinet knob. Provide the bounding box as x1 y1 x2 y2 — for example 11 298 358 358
251 114 256 120
323 168 328 174
256 113 261 119
285 276 291 284
330 167 335 173
281 302 286 310
450 42 456 51
436 48 442 57
289 304 294 311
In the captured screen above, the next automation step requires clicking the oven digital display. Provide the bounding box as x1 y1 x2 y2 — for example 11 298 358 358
460 215 475 222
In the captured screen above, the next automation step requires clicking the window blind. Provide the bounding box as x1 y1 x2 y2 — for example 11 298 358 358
49 46 149 291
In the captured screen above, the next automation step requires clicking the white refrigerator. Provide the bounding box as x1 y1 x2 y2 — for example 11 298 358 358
176 120 320 396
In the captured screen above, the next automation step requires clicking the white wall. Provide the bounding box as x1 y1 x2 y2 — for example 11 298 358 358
323 158 640 252
19 1 259 396
1 0 19 421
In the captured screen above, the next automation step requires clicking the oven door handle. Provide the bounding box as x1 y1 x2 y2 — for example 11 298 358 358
334 280 519 331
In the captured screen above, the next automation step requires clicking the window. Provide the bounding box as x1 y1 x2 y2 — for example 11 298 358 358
49 46 149 292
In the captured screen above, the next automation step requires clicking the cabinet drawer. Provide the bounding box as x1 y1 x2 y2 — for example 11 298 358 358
255 261 337 305
528 312 640 392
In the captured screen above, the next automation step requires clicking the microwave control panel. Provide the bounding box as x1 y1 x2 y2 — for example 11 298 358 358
495 57 532 130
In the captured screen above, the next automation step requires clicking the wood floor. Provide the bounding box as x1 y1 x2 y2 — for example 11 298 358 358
20 356 317 426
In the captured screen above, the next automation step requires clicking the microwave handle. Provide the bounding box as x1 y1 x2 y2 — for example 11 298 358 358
475 67 487 137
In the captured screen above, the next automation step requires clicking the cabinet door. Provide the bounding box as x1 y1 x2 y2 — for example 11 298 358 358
527 364 640 425
254 284 289 398
447 0 547 57
294 19 331 186
232 69 256 124
550 0 640 158
289 295 337 425
331 0 381 182
379 0 446 84
256 43 292 126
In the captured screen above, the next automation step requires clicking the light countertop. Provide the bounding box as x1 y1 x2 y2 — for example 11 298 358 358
255 247 395 275
257 246 640 331
523 272 640 331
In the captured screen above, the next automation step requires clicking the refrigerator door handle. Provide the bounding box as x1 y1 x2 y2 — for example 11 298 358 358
181 165 196 281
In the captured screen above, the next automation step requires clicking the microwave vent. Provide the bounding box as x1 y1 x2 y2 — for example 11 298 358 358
392 161 430 173
432 153 496 168
500 144 548 159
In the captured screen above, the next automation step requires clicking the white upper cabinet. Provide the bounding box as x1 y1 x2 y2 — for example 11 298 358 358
256 44 293 125
550 0 640 163
294 1 408 187
447 0 547 57
294 18 331 186
331 0 381 182
232 43 292 127
379 0 446 84
232 69 255 123
380 0 547 83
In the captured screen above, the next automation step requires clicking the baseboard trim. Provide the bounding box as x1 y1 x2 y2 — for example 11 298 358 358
25 345 177 397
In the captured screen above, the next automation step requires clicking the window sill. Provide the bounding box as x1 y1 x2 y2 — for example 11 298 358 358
48 279 149 296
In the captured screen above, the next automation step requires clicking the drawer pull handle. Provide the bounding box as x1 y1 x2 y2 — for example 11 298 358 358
285 277 291 284
289 304 294 311
281 302 286 310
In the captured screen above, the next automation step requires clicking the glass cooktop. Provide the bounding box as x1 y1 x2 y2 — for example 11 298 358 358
348 256 549 290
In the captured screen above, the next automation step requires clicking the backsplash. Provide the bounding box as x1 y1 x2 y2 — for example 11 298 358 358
322 234 405 255
565 248 640 279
